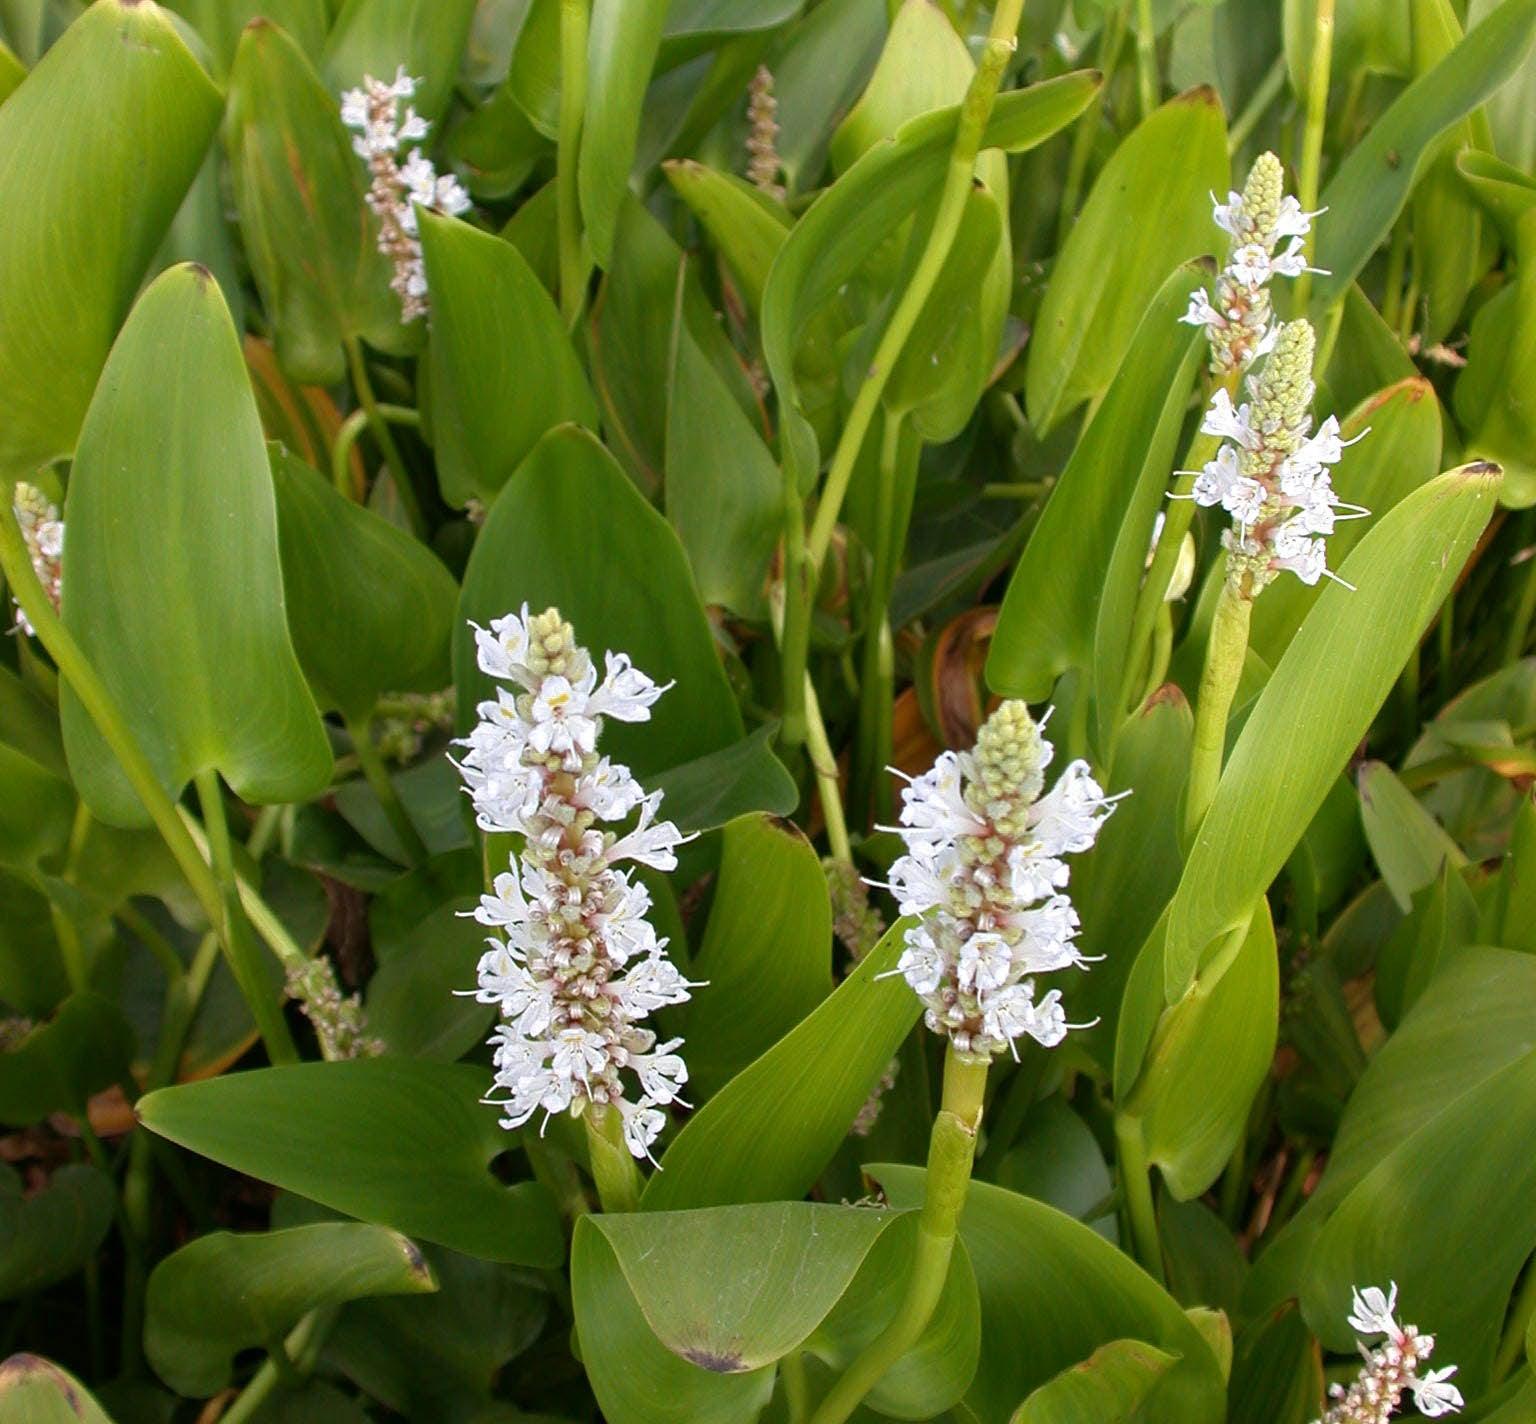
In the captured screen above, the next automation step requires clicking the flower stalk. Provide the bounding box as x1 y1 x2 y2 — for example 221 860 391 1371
1295 0 1336 313
557 0 591 327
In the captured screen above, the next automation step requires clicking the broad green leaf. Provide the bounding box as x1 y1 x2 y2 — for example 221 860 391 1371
167 0 328 74
1226 1303 1323 1424
322 0 477 123
448 78 548 201
642 922 920 1211
420 208 598 507
584 1203 893 1371
684 815 833 1100
334 750 470 866
662 160 789 314
60 264 333 826
579 0 667 266
145 1224 436 1396
1357 759 1467 911
650 724 799 835
1455 150 1536 250
1282 0 1410 89
1159 1197 1247 1316
455 425 743 779
0 992 133 1127
994 1099 1115 1237
1025 89 1227 434
0 1162 113 1302
665 325 780 617
272 448 458 722
0 870 69 1019
0 740 72 869
871 1168 1227 1423
762 71 1102 493
1469 0 1536 170
1312 0 1536 304
1009 1339 1177 1424
506 0 560 139
1491 790 1536 953
571 1221 776 1424
1125 901 1278 1200
366 894 494 1061
0 1355 114 1424
988 262 1206 708
0 664 65 778
1374 860 1479 1028
1156 463 1501 1002
0 0 220 476
663 0 802 45
138 1059 564 1266
225 18 407 386
1324 285 1419 419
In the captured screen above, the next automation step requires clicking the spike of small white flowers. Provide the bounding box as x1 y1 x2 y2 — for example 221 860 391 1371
1314 1281 1463 1423
9 482 64 637
879 702 1121 1060
454 606 698 1162
339 69 471 321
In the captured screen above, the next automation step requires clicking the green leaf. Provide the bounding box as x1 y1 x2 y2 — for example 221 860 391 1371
0 871 68 1019
366 893 494 1061
166 0 329 76
1324 284 1419 419
0 37 23 104
0 992 133 1127
871 1168 1227 1423
1374 860 1479 1029
145 1224 436 1396
579 0 668 266
1226 1303 1323 1424
1025 89 1227 434
570 1221 776 1424
1155 463 1501 1005
642 922 920 1211
1358 759 1468 911
683 815 833 1101
1455 150 1536 250
322 0 477 123
420 209 598 506
1009 1338 1177 1424
455 425 743 780
60 264 333 827
224 18 407 386
1159 1197 1248 1316
0 740 72 870
272 448 458 722
138 1059 564 1267
649 724 798 836
0 0 221 476
662 160 789 314
993 1099 1115 1236
988 262 1206 709
1312 0 1536 304
0 1162 113 1302
665 324 780 617
0 1355 114 1424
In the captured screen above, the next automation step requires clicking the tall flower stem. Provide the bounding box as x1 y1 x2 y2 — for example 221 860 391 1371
1184 577 1252 841
1114 1112 1164 1283
779 464 813 751
585 1107 643 1213
342 334 425 536
808 1049 988 1424
1134 0 1157 118
557 0 591 328
1293 0 1334 313
346 712 429 867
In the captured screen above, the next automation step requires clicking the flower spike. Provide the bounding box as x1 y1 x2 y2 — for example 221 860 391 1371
1313 1281 1463 1422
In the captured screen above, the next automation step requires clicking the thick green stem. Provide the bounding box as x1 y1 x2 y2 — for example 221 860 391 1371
853 412 905 828
779 472 813 752
330 402 419 502
1184 578 1252 843
218 1308 336 1424
804 672 853 865
585 1106 642 1213
808 1049 988 1424
782 1350 811 1424
557 0 591 327
1133 0 1157 118
347 713 429 867
1293 0 1334 313
342 334 425 535
1114 1113 1164 1283
195 771 297 1064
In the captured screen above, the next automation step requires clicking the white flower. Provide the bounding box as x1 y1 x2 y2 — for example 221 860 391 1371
1347 1283 1400 1337
1200 389 1258 449
1316 1283 1461 1424
588 651 671 722
886 751 989 855
606 791 693 872
1411 1368 1463 1417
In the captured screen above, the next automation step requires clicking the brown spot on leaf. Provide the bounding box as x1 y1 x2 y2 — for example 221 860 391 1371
0 1355 82 1412
682 1348 748 1373
1143 682 1188 714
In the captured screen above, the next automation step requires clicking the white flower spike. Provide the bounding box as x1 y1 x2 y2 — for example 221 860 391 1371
454 606 698 1162
9 482 63 637
1313 1281 1462 1423
879 702 1121 1060
339 69 471 321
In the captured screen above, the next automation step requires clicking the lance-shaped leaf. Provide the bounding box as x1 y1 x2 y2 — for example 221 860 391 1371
1010 1339 1177 1424
455 425 742 779
168 0 329 75
580 0 668 267
1156 463 1501 1003
138 1059 564 1267
225 18 408 386
146 1224 436 1396
0 0 220 476
662 161 789 315
642 922 920 1211
1312 0 1536 304
0 1356 114 1424
420 209 598 507
322 0 477 124
988 262 1206 708
1025 89 1227 435
272 448 458 721
60 264 333 826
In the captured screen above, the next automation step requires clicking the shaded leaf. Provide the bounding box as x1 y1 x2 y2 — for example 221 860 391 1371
0 1163 113 1302
1009 1338 1177 1424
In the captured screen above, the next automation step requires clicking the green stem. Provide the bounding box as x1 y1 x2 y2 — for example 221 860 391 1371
347 713 429 867
1493 1254 1536 1385
557 0 591 328
979 480 1048 499
808 1049 988 1424
1227 52 1286 156
115 903 187 984
853 412 905 828
782 1350 811 1424
330 402 420 502
342 334 425 536
218 1308 336 1424
1268 1145 1317 1234
177 809 310 972
1184 577 1252 843
1141 603 1174 704
1293 0 1334 313
246 803 284 862
779 461 813 753
1133 0 1157 119
804 672 853 865
1506 546 1536 664
1115 1113 1164 1283
524 1134 591 1226
585 1106 642 1213
195 770 298 1064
